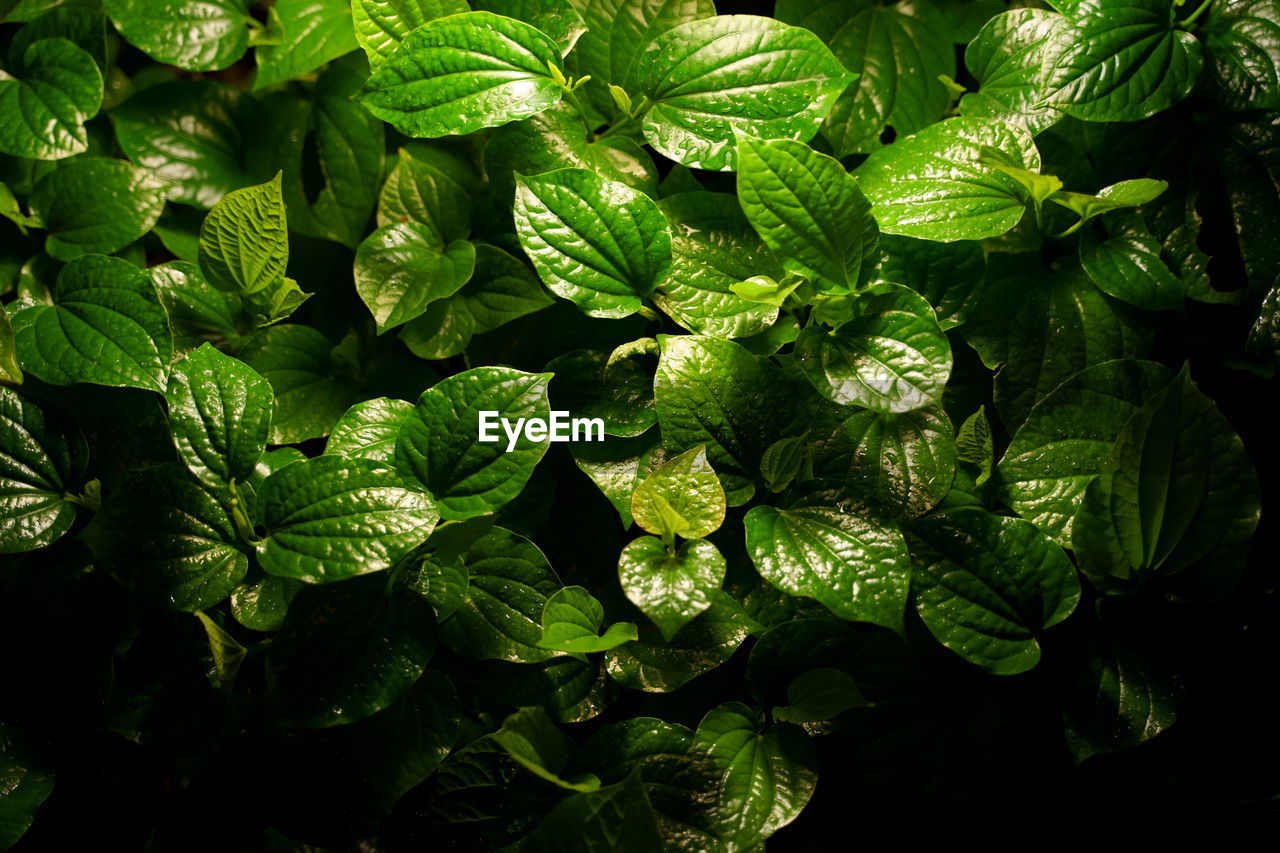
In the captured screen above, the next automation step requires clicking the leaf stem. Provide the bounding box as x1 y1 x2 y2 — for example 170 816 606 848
1177 0 1213 28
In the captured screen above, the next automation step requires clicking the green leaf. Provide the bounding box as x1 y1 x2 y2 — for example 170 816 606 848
631 446 724 542
571 430 669 528
378 145 472 241
634 15 856 171
324 397 414 462
165 343 271 490
654 191 781 339
491 706 600 792
354 223 476 332
807 402 957 519
28 157 166 259
959 9 1070 134
110 80 252 208
514 168 671 319
341 671 464 804
103 0 252 71
195 611 246 690
522 768 665 853
9 254 172 392
0 386 87 554
619 536 725 642
1050 178 1169 230
745 488 910 632
537 586 639 659
693 702 817 848
855 116 1041 241
1202 0 1280 111
771 668 870 724
0 722 55 851
795 283 952 413
230 572 301 631
399 243 554 360
1047 0 1204 122
908 508 1081 675
0 304 21 384
438 527 562 663
396 366 552 520
359 11 565 138
87 463 249 611
401 547 471 620
1080 213 1186 311
735 134 878 293
473 0 587 53
241 324 359 444
1071 367 1261 593
955 405 994 485
0 37 102 160
352 0 469 68
654 334 806 505
996 359 1175 545
605 593 753 692
267 571 437 727
253 0 359 90
256 455 439 583
872 234 986 330
776 0 954 157
546 339 657 438
197 172 288 295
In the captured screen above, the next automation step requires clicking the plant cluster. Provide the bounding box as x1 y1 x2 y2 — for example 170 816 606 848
1 0 1277 849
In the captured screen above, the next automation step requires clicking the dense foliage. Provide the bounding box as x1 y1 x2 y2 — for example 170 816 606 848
2 0 1278 848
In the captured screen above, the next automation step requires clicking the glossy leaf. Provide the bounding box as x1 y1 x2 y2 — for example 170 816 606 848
354 223 476 332
103 0 253 71
631 446 725 542
537 585 639 659
28 158 166 259
352 0 469 67
0 37 102 160
619 536 726 642
1080 214 1186 311
1202 0 1280 111
241 324 358 444
605 594 753 692
253 0 359 90
0 387 87 554
324 397 413 462
197 173 288 295
959 9 1069 134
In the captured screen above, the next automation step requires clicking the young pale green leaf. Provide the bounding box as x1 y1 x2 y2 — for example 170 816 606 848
256 455 440 584
230 572 301 631
241 324 359 444
909 508 1080 675
491 706 601 792
996 359 1175 546
655 334 807 505
605 593 753 692
165 343 272 489
395 366 552 520
514 168 671 319
693 702 817 848
103 0 252 70
378 146 472 241
0 387 87 554
1047 0 1203 122
744 490 911 632
110 80 252 209
634 15 856 171
324 397 414 463
253 0 358 90
267 572 437 727
9 255 172 392
352 0 469 67
28 158 166 260
760 435 806 493
855 116 1041 241
959 8 1069 134
873 234 986 330
619 536 726 642
808 402 957 519
547 339 657 438
354 223 476 333
1202 0 1280 111
359 12 564 138
521 768 664 853
776 0 954 157
631 446 725 542
438 528 562 663
197 172 288 295
1080 214 1186 311
86 463 249 611
399 243 554 360
772 668 870 724
537 585 639 659
1072 367 1261 592
655 191 781 339
196 611 247 690
572 430 670 528
796 283 952 413
736 134 878 293
0 38 102 160
1050 179 1169 230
